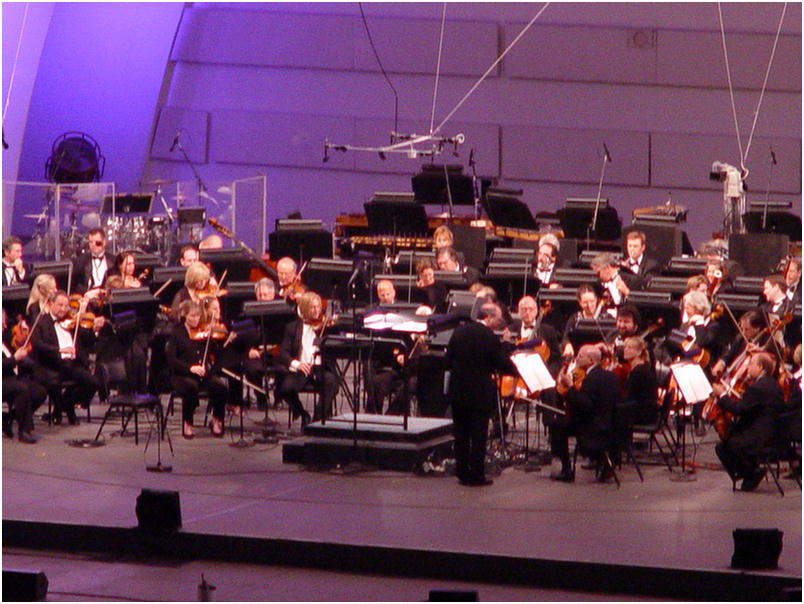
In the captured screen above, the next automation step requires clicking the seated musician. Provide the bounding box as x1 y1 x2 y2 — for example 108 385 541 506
620 230 659 291
550 344 622 482
166 299 230 439
678 290 720 365
686 274 709 296
589 252 629 314
532 234 562 289
620 336 658 425
436 246 481 287
30 291 99 425
561 285 601 357
505 295 561 377
110 251 145 289
198 234 223 250
277 291 337 426
239 278 279 410
712 352 784 491
415 258 447 314
433 225 454 252
73 227 114 294
376 278 396 306
2 236 29 286
178 244 200 267
26 274 57 325
3 309 45 443
277 256 305 303
170 261 216 320
711 311 768 381
703 258 732 298
784 257 801 304
762 274 793 317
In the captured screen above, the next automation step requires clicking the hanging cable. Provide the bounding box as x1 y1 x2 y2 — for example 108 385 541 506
3 2 30 125
743 2 787 166
429 3 448 135
717 2 745 173
433 2 550 136
359 2 399 138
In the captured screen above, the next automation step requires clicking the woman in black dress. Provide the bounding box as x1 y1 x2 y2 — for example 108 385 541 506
621 335 658 425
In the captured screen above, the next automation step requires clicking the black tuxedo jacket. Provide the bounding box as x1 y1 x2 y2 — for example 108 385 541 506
31 313 93 370
278 319 336 373
620 256 660 291
565 364 621 455
445 321 516 413
506 318 562 377
2 261 30 286
718 375 783 452
73 252 115 293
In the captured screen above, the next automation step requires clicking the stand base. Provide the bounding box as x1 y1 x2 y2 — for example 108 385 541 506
229 438 254 448
68 439 105 448
670 469 698 482
146 462 173 473
254 433 280 444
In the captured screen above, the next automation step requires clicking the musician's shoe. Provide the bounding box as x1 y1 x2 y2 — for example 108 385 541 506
3 418 14 439
740 468 767 492
783 465 801 480
470 477 494 487
18 431 37 444
210 417 224 438
550 469 575 482
66 410 78 426
300 412 311 428
182 422 194 440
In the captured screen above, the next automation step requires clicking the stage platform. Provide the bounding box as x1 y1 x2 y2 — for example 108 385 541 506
2 397 801 601
282 414 454 471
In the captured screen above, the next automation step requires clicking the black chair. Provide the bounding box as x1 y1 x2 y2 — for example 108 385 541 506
94 393 162 446
628 388 679 475
753 408 802 497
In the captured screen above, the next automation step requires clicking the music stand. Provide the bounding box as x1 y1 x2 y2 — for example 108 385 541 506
669 362 713 482
483 189 539 231
101 193 153 215
566 317 616 351
200 248 253 282
411 164 474 211
32 261 73 293
178 207 205 242
364 199 428 236
484 263 538 309
304 258 366 307
152 266 188 305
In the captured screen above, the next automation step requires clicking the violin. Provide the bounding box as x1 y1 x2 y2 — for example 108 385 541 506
10 317 30 352
189 322 228 341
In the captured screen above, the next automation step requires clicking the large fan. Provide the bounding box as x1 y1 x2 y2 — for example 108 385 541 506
45 131 105 183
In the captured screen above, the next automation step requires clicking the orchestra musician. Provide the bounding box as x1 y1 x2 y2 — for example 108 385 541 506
590 252 630 313
677 290 720 366
505 295 562 377
170 261 218 321
25 273 57 326
561 285 602 357
445 302 516 486
3 309 46 443
166 299 230 439
436 246 481 287
415 258 447 314
110 251 145 289
620 231 659 291
712 352 784 491
703 258 732 298
620 336 658 425
532 234 562 288
73 227 114 294
30 291 99 425
783 257 801 304
550 344 622 482
277 291 338 426
710 311 769 381
376 278 396 306
761 274 795 349
178 244 200 267
2 236 29 286
241 277 279 410
277 256 305 303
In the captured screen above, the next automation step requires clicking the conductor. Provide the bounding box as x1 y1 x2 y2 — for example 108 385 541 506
444 302 516 486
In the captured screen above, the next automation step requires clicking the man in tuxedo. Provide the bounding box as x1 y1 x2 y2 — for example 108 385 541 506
2 236 29 286
2 310 45 442
590 252 630 312
784 257 801 304
713 352 784 491
551 344 621 482
507 295 562 377
177 244 199 267
445 302 516 486
73 228 114 293
30 291 98 424
532 234 562 288
620 230 659 290
762 275 795 349
436 246 481 287
277 291 337 425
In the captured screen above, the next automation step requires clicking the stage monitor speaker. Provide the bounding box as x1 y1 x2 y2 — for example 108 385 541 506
623 224 690 269
136 489 181 537
2 570 48 601
731 528 783 570
269 229 333 263
729 233 789 277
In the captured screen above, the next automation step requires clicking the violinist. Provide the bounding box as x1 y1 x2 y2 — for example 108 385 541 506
620 336 658 425
703 258 732 299
712 352 784 491
2 236 29 286
710 311 768 381
30 291 98 425
277 256 305 304
505 295 561 377
590 252 629 314
561 285 602 357
170 261 217 321
73 227 114 294
110 251 146 289
2 309 45 442
532 234 562 289
241 278 279 411
783 257 801 304
277 291 338 426
676 290 720 367
26 273 57 325
550 344 621 482
761 275 794 349
166 300 230 439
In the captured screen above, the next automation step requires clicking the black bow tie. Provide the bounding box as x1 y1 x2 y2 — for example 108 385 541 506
93 255 104 261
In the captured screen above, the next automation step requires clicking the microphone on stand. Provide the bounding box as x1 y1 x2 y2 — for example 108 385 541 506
169 130 181 152
603 143 612 163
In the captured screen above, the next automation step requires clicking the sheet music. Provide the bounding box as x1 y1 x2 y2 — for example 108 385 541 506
511 352 556 393
670 361 713 404
363 312 427 333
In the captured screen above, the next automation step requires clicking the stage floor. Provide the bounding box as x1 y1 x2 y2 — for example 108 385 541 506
2 398 801 599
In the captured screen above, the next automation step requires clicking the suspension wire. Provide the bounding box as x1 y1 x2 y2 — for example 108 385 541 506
359 2 399 137
3 2 30 125
429 3 448 135
717 2 745 172
433 3 550 136
743 2 787 166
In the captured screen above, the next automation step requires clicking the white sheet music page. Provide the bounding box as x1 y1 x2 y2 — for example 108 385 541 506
670 361 713 404
511 352 556 393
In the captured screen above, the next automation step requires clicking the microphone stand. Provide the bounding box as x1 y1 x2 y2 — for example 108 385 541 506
173 135 211 207
587 146 611 251
468 149 481 220
761 149 777 230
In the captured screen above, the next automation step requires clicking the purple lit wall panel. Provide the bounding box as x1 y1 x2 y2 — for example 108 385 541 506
351 17 498 77
652 133 801 193
211 110 355 170
173 9 356 70
501 126 648 185
152 106 209 164
657 30 801 91
504 24 658 85
352 119 499 176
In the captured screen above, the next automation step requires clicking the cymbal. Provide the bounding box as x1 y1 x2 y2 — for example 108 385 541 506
23 213 46 219
60 202 99 212
145 178 177 186
171 195 188 201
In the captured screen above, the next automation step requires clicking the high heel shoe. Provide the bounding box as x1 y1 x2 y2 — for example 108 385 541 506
210 417 224 438
182 422 194 439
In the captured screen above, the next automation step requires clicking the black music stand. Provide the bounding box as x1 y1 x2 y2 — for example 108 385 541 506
484 263 538 310
566 317 616 351
483 189 539 231
411 164 474 216
1 284 30 316
304 258 367 307
101 193 153 216
200 248 253 282
364 199 429 236
152 266 188 305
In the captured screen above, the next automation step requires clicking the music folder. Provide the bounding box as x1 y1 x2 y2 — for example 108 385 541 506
670 361 713 404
